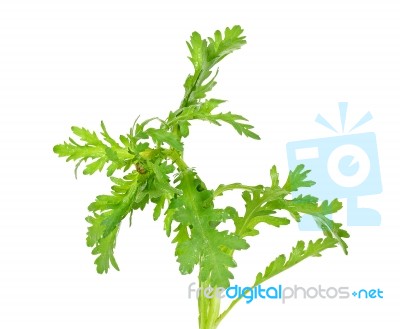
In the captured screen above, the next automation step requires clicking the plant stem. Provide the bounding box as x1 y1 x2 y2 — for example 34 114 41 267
162 149 189 171
198 282 221 329
214 297 240 327
205 291 220 329
198 281 209 329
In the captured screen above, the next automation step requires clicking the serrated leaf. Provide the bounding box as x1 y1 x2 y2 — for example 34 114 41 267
207 25 247 66
164 209 175 237
232 166 349 255
283 164 315 192
92 226 120 274
168 99 260 140
180 25 246 108
53 122 133 176
90 172 140 237
233 188 288 237
146 128 183 151
83 158 107 175
270 165 279 189
170 170 249 288
153 195 165 220
254 237 338 286
249 215 290 228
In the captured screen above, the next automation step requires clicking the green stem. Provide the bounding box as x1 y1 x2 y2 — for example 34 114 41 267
214 281 256 328
165 112 193 127
214 297 240 328
198 282 221 329
162 149 189 171
180 69 204 108
198 281 209 329
205 292 221 329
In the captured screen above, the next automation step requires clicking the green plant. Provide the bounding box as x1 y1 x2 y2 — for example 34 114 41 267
53 25 349 329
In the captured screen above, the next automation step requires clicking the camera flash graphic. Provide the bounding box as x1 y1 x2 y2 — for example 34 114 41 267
287 102 382 230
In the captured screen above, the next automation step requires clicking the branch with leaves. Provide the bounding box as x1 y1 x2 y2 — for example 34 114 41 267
54 25 349 329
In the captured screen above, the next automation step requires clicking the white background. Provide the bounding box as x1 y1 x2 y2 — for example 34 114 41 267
1 1 400 328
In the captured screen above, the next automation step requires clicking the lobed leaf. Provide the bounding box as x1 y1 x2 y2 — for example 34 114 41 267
53 122 133 176
170 170 249 288
254 237 338 286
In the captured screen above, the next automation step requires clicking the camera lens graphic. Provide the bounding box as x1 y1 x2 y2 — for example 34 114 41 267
327 144 371 188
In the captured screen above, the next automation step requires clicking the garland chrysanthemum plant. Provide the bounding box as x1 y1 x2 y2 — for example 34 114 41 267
54 25 349 329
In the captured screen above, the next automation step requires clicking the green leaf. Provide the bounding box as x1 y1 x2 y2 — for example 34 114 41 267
100 121 121 148
86 171 140 267
92 226 121 273
207 25 247 66
231 166 349 255
312 213 349 255
53 122 133 176
283 164 315 192
233 188 288 238
146 128 183 151
86 213 105 247
153 195 166 220
180 25 246 108
170 170 249 288
86 214 120 274
280 196 348 255
176 234 203 275
85 171 159 272
212 112 260 140
254 237 338 286
168 99 260 140
250 214 290 228
83 157 107 175
163 209 175 237
270 165 279 189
